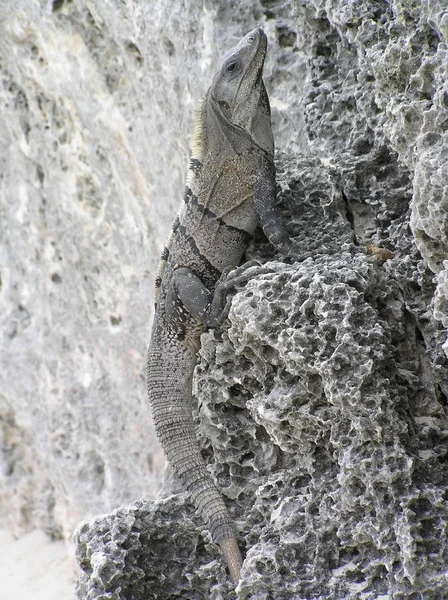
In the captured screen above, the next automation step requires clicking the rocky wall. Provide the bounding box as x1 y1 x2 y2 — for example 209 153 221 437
1 0 447 598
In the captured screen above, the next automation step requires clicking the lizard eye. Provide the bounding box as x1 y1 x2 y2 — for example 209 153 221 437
219 100 230 111
224 58 241 75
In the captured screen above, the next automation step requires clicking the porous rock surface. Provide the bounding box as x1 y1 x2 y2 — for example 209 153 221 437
75 152 448 598
1 0 447 598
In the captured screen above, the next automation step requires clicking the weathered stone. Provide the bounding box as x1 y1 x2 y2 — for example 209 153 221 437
75 132 448 597
0 0 218 538
75 498 236 600
1 0 447 598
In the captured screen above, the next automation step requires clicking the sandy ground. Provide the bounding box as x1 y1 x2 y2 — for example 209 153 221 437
0 529 76 600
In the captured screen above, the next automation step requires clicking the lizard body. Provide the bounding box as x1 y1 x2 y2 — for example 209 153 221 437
147 28 292 583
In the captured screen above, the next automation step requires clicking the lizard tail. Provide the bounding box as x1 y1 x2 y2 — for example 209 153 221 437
219 536 242 583
147 337 242 581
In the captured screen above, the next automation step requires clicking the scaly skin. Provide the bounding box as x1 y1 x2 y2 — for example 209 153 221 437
147 28 292 583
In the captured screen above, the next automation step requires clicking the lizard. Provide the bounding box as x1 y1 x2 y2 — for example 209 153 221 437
146 28 296 584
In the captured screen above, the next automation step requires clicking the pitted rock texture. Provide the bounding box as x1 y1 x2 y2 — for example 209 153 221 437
1 0 447 598
197 255 447 598
75 151 447 598
293 0 448 352
75 498 237 600
76 250 448 598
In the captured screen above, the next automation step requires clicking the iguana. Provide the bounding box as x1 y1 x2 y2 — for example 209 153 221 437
147 28 294 583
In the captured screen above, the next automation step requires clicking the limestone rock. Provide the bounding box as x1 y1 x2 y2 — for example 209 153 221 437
0 0 173 540
1 0 447 598
75 153 448 597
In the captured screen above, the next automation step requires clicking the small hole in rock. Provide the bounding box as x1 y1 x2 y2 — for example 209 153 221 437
52 0 64 11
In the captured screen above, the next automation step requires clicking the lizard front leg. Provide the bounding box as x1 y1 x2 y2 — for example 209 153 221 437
168 267 221 328
254 159 314 262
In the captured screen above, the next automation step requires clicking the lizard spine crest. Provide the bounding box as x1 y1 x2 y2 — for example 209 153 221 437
146 28 293 584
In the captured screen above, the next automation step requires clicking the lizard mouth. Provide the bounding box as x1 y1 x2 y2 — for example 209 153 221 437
230 29 267 124
239 28 267 84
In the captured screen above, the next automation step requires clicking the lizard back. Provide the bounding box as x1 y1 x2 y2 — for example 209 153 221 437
147 28 277 583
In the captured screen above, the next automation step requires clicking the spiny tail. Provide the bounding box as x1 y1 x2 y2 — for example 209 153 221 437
147 336 242 581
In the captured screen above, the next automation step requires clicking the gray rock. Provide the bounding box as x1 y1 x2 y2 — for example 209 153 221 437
1 0 447 598
75 154 448 597
0 0 173 539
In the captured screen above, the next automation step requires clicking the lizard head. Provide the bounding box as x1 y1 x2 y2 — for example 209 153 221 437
210 28 274 155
